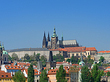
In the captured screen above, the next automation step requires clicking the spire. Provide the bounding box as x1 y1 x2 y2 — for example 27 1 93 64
2 43 4 50
47 32 50 41
52 28 58 37
49 51 53 62
61 33 63 41
42 32 47 48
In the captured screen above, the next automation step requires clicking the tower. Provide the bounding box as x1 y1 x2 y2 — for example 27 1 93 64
46 51 56 70
51 28 58 49
42 32 47 48
47 32 50 41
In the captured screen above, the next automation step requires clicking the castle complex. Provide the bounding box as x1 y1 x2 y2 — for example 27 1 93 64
42 28 79 49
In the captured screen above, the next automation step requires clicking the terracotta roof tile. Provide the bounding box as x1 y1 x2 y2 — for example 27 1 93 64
98 51 110 53
0 70 12 78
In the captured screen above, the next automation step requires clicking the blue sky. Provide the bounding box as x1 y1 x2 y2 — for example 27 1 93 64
0 0 110 51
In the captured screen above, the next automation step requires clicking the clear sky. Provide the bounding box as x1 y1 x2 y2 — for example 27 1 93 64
0 0 110 51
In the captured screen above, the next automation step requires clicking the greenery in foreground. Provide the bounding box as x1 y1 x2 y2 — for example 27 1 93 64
56 65 67 82
40 69 48 82
81 64 104 82
12 70 26 82
28 64 34 82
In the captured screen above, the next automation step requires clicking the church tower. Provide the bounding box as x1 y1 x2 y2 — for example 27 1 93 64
47 32 50 41
51 28 58 49
42 32 47 48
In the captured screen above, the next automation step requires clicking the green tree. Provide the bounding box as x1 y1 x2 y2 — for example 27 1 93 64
56 65 67 82
35 53 40 61
12 53 18 61
53 54 64 62
81 65 91 82
40 69 48 82
91 64 104 82
88 55 91 61
28 64 34 82
12 70 26 82
66 59 70 62
8 55 12 61
99 56 104 62
107 71 110 76
24 54 30 60
40 55 47 67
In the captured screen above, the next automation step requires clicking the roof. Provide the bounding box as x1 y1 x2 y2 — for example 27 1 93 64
98 51 110 53
7 48 49 52
5 65 21 70
25 69 41 75
63 40 77 45
0 70 12 79
49 47 97 52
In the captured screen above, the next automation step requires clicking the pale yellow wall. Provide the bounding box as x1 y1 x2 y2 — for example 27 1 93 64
48 75 56 82
0 78 27 82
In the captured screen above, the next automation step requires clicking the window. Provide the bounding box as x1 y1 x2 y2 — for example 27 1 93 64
6 75 8 77
1 54 2 56
2 75 4 77
5 57 6 61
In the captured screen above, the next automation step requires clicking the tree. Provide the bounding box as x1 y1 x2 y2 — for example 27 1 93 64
81 65 92 82
53 54 64 62
40 69 48 82
99 56 104 62
28 64 34 82
40 55 47 67
35 53 40 61
8 55 12 61
12 53 18 61
56 65 67 82
107 71 110 76
12 70 26 82
91 64 104 82
24 54 30 60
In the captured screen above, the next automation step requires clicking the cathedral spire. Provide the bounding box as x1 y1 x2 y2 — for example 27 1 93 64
52 28 58 38
61 33 63 41
47 32 50 41
42 32 47 48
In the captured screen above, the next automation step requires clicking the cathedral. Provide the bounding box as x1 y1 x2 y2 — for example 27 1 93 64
42 28 79 49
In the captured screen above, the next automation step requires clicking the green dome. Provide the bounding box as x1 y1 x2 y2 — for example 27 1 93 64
3 51 8 55
51 28 58 37
79 61 85 65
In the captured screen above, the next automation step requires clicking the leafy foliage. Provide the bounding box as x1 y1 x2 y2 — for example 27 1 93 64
99 56 104 62
56 65 67 82
81 65 92 82
12 53 18 61
91 64 104 82
40 55 47 67
107 71 110 76
53 54 64 62
66 56 78 64
24 54 30 60
12 70 26 82
40 69 48 82
28 64 34 82
8 54 12 61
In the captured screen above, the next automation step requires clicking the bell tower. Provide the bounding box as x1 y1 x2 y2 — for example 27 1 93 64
51 28 58 49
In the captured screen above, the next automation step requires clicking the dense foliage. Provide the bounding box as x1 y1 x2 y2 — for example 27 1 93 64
28 64 34 82
40 69 48 82
56 65 67 82
107 71 110 76
81 65 92 82
12 53 19 61
40 55 47 67
13 70 26 82
99 56 104 62
66 56 78 64
53 54 64 62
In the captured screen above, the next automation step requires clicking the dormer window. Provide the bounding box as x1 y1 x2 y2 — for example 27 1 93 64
2 75 4 77
6 75 8 77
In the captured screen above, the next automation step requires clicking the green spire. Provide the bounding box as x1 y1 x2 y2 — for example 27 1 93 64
61 33 63 41
52 28 58 37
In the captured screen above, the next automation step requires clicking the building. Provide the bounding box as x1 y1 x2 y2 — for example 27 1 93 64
7 48 50 60
0 43 9 66
94 51 110 63
42 28 79 49
0 70 13 82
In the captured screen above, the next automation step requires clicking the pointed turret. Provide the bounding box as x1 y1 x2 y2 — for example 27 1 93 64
51 28 58 38
47 32 50 41
61 34 63 41
49 51 53 62
42 32 47 48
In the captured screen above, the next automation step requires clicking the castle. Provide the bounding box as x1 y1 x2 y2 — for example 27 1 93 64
42 28 79 49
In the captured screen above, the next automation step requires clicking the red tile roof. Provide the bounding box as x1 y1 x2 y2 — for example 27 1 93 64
25 69 41 75
98 51 110 53
49 47 97 52
0 70 12 78
5 65 21 70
